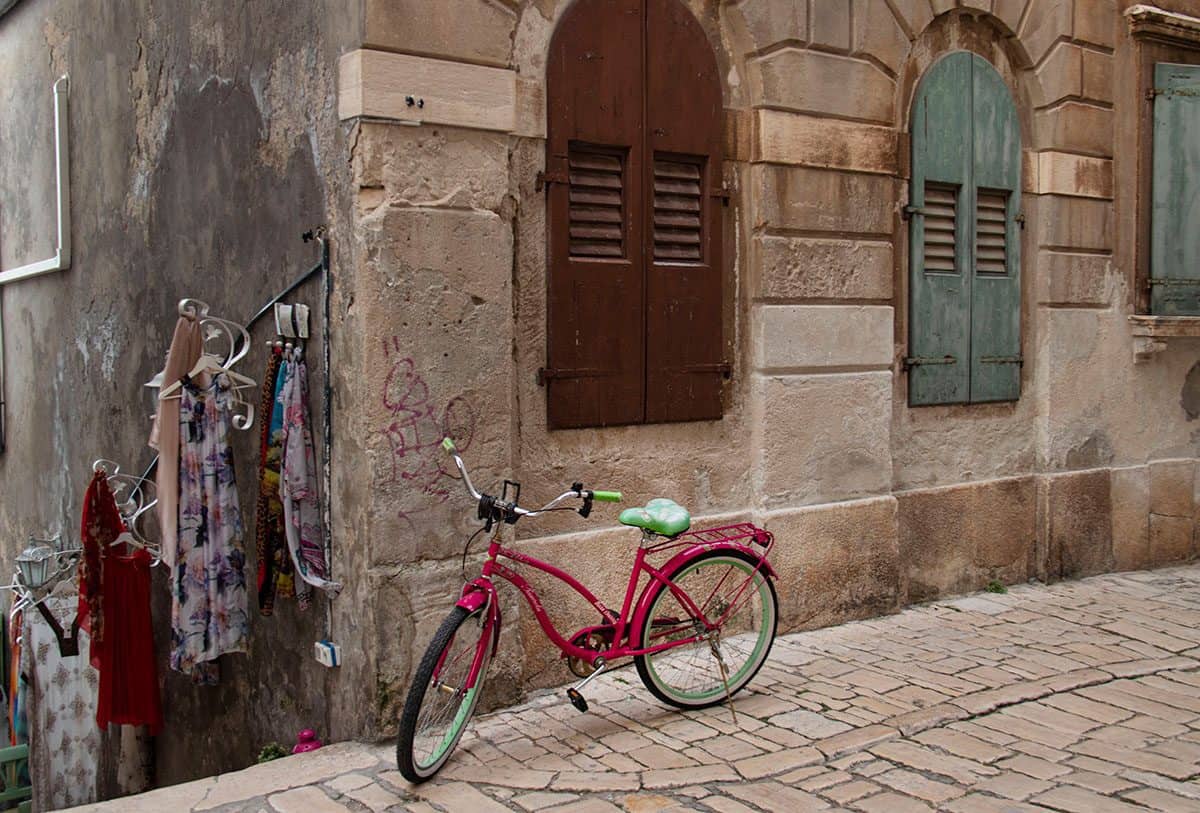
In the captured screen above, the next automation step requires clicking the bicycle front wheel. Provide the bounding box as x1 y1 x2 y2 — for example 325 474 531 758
635 549 777 709
397 605 493 782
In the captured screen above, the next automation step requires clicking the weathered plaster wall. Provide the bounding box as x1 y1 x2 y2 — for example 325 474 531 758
0 0 364 793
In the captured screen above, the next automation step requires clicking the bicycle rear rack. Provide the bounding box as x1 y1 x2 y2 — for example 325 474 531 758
646 522 774 558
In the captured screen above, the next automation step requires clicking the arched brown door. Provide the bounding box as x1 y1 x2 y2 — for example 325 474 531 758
544 0 724 429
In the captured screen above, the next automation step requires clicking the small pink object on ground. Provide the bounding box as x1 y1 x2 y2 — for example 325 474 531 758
292 729 322 754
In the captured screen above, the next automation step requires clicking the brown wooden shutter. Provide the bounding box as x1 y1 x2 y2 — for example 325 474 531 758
545 0 645 429
644 0 725 423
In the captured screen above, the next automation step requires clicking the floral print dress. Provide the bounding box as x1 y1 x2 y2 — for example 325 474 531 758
172 373 248 685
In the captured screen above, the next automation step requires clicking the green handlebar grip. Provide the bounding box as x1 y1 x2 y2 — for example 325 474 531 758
442 437 457 453
591 491 622 502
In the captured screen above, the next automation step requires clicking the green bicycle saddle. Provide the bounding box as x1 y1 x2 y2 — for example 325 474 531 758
619 498 691 537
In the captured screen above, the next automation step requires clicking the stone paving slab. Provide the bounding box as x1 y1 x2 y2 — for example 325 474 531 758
66 566 1200 812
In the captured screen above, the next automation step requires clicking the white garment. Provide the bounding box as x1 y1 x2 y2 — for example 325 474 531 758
25 594 100 812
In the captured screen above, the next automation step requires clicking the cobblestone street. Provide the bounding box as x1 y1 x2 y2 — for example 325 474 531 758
72 566 1200 812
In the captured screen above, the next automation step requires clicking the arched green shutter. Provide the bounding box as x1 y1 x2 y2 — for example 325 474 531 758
909 52 1021 406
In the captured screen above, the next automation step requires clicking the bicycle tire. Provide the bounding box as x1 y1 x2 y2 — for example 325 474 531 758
397 605 492 782
635 549 778 709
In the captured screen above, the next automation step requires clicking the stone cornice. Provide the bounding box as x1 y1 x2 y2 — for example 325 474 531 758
1126 4 1200 47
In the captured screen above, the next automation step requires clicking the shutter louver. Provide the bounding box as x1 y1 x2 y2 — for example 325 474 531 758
569 148 625 259
975 190 1008 275
653 157 703 262
923 184 958 274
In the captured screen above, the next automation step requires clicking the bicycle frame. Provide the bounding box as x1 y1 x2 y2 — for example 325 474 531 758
454 524 776 689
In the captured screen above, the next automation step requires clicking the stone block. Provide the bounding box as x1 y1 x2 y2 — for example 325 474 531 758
897 476 1037 603
353 123 510 211
888 0 934 37
1082 50 1114 105
1150 459 1194 517
363 0 517 67
339 50 517 132
757 372 893 508
762 497 900 632
811 0 852 50
1036 195 1114 252
755 110 898 174
730 0 807 52
753 235 894 301
1111 466 1150 572
1034 103 1113 157
1036 152 1113 199
1020 0 1075 65
852 0 910 75
752 165 896 235
1045 469 1113 580
755 305 894 370
753 49 895 124
1150 514 1194 564
358 206 513 566
993 0 1028 34
1036 251 1111 306
1075 0 1116 49
1035 43 1082 108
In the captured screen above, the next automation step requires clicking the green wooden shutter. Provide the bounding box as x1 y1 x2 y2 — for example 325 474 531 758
909 52 972 406
1152 63 1200 315
909 52 1021 405
969 55 1022 402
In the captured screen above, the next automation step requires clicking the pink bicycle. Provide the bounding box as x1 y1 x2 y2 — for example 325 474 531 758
396 438 779 782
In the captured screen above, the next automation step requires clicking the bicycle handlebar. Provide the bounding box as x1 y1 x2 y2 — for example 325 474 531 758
441 437 621 525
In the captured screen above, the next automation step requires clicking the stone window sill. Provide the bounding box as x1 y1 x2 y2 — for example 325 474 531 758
1130 314 1200 361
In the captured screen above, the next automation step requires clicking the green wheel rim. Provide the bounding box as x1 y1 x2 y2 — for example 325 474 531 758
644 556 773 703
420 685 478 769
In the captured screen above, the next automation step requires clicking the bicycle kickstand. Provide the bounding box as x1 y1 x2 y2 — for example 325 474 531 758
565 658 607 713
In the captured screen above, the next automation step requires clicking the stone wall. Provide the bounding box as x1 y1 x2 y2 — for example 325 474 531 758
338 0 1200 742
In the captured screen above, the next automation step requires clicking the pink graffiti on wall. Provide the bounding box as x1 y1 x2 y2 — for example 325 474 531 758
380 338 477 526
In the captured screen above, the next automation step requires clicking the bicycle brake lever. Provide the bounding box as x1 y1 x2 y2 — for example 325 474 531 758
579 496 594 518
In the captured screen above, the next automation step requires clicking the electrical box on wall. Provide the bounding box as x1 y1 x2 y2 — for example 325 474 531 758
314 640 341 668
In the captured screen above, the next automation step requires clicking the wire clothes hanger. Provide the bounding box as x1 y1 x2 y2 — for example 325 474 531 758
153 298 257 430
92 459 162 564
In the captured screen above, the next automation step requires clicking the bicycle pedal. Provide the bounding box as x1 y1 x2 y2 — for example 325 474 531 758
565 687 589 713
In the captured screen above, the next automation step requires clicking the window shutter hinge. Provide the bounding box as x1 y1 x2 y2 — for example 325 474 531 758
902 203 922 221
537 366 617 386
536 170 569 193
1015 212 1026 229
903 355 956 370
710 187 731 207
980 355 1024 366
682 361 732 380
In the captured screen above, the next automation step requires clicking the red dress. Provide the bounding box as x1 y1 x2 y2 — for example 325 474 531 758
94 548 161 733
79 473 163 734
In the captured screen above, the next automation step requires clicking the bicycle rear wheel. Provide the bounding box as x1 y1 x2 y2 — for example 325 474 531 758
635 549 777 709
397 605 492 782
